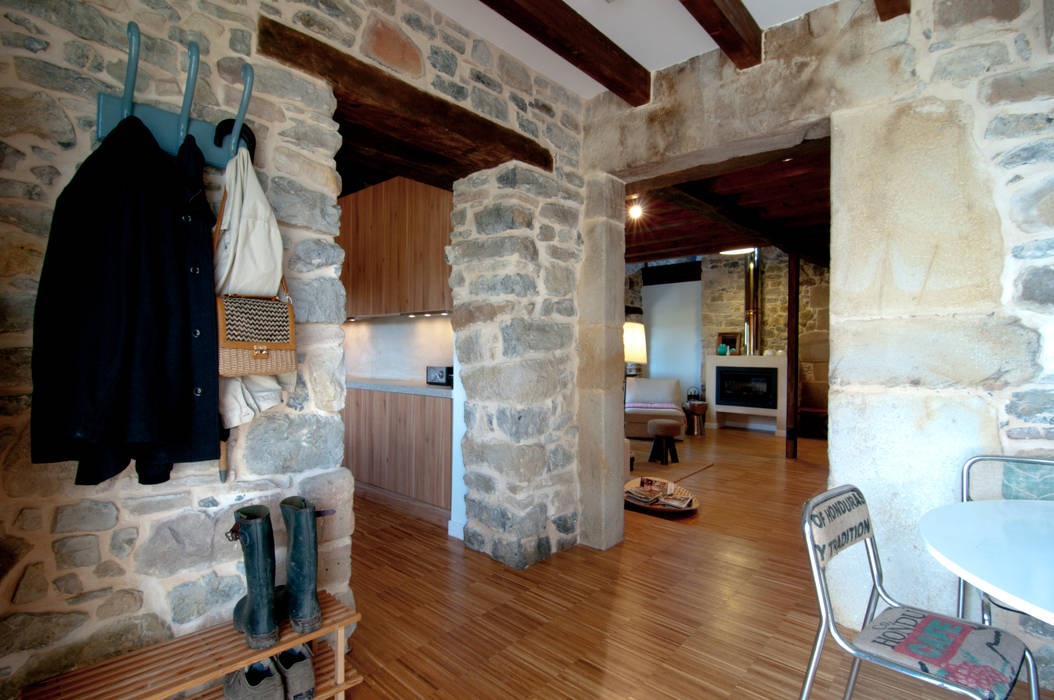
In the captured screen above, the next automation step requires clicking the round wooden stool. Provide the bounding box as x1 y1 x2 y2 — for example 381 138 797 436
647 419 680 465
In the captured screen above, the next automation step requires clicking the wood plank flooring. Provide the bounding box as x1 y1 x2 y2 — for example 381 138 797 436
345 429 1049 699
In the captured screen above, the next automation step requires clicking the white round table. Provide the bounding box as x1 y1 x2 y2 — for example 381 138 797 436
919 500 1054 626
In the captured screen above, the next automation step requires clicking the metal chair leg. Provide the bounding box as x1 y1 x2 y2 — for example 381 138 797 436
1025 647 1039 700
843 657 862 700
800 625 826 699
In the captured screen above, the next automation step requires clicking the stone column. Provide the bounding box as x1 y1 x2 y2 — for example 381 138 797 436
828 97 1041 620
447 162 583 569
577 173 626 549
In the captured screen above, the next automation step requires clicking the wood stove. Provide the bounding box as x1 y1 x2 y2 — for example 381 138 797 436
715 366 778 409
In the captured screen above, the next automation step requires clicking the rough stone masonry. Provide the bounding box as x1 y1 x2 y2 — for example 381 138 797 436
0 0 588 694
448 162 584 569
586 0 1054 687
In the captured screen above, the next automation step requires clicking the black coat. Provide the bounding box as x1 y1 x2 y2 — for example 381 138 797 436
32 116 220 485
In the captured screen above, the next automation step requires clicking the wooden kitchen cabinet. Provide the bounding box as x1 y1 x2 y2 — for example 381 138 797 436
344 387 452 524
339 177 453 318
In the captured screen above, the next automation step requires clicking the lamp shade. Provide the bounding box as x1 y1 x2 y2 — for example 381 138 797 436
623 321 647 364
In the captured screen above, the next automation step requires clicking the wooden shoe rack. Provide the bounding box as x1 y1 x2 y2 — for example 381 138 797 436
22 590 362 700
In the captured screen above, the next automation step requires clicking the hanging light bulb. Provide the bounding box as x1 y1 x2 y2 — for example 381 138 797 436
628 203 643 220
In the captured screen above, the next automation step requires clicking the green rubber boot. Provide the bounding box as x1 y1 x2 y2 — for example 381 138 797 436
230 505 279 649
281 497 321 634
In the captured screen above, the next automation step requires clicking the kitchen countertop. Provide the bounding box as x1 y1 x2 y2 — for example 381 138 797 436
346 376 452 398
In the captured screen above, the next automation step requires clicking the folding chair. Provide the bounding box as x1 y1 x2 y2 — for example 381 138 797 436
800 484 1038 700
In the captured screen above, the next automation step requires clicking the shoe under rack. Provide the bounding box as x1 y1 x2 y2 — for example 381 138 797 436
21 590 363 700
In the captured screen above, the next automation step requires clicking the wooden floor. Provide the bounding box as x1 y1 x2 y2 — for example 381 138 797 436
345 429 1049 699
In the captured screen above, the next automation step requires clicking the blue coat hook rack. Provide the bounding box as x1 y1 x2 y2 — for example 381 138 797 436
96 22 255 169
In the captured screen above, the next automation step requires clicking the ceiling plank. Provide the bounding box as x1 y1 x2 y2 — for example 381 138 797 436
336 121 465 193
678 0 763 69
256 16 553 177
650 188 771 242
627 138 830 194
476 0 651 106
627 239 757 262
875 0 910 21
627 229 754 248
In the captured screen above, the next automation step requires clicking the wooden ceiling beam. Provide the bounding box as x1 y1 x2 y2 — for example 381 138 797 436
731 179 829 206
256 17 553 179
336 122 466 182
650 188 774 244
626 220 731 236
627 229 754 248
875 0 910 21
627 138 830 194
678 0 763 69
754 199 830 217
700 153 830 195
477 0 651 106
627 237 759 262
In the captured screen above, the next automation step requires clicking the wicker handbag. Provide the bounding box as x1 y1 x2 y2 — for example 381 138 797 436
213 192 297 377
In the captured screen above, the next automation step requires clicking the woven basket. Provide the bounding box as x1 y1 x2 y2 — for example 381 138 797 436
217 294 297 377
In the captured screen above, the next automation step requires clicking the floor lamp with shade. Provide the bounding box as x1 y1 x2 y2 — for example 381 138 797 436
623 321 648 370
623 320 647 473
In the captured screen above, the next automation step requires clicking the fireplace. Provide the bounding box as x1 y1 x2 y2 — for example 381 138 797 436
705 355 786 435
715 366 778 409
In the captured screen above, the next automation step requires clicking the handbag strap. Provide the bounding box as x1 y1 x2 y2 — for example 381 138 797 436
211 188 289 298
212 189 226 256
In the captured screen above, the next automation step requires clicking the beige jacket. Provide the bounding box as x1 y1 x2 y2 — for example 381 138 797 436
214 148 296 428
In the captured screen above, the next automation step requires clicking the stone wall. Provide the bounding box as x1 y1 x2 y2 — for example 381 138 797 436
0 0 352 693
447 162 583 568
624 263 643 308
699 248 824 355
699 248 828 411
799 262 830 416
0 0 587 692
587 0 1054 686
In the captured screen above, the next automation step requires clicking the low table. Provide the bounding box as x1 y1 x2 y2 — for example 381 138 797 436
624 476 698 516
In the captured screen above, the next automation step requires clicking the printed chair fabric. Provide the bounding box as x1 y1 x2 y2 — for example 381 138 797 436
805 487 872 569
855 607 1025 699
801 485 1036 700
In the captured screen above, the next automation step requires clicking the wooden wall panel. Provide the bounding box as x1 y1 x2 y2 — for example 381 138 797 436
344 388 452 510
338 177 453 317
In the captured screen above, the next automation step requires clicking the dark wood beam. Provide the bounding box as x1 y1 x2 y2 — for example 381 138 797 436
627 138 830 194
754 198 830 217
679 0 763 69
627 230 756 250
732 179 829 206
642 261 702 285
626 212 737 235
476 0 651 106
627 240 753 263
650 188 766 240
702 152 831 195
257 16 553 176
786 252 799 458
875 0 910 21
336 122 461 193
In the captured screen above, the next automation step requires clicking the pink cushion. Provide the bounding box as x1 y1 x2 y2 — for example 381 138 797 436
625 402 680 410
